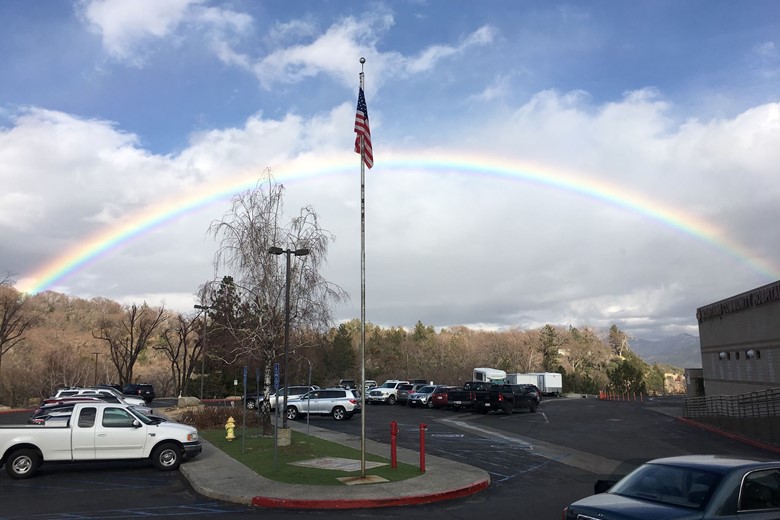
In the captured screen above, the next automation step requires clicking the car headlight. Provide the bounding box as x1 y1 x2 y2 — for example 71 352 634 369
187 431 199 442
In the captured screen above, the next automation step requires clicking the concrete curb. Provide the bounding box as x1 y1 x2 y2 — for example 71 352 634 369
677 417 780 454
179 420 491 509
250 479 490 509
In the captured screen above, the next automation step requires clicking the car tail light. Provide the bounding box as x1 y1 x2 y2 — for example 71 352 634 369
498 393 504 402
349 399 357 404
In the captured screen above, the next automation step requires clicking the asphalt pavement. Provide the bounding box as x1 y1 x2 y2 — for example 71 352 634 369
178 416 491 509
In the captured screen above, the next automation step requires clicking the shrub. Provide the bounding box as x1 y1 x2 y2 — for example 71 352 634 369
177 405 263 430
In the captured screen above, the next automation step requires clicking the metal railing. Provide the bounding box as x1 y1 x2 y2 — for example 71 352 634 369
684 388 780 446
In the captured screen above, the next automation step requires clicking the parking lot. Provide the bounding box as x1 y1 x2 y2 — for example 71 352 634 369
2 396 779 519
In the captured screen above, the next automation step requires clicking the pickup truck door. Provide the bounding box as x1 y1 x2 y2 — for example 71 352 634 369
94 407 148 459
71 406 98 460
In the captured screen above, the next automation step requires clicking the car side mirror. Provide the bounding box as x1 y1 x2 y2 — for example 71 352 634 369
133 419 142 428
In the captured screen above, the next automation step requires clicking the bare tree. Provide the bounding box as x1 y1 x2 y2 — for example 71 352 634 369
93 303 166 386
0 276 35 380
208 173 347 435
156 312 202 397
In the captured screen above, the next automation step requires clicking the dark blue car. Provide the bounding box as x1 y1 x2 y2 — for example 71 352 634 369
563 455 780 519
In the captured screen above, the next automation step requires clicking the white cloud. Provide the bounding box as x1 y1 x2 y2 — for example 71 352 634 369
78 0 251 66
5 88 780 339
78 0 199 64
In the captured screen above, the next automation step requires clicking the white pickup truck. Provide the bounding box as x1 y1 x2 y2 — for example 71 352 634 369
0 402 201 479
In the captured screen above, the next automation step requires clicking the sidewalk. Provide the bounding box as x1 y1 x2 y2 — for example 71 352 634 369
179 419 491 509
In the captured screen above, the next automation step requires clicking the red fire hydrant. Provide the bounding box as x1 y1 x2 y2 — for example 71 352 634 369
419 423 428 473
390 421 399 469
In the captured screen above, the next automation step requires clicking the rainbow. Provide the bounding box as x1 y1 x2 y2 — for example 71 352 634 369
16 149 780 293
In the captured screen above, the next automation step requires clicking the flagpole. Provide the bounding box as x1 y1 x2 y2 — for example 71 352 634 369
358 57 367 478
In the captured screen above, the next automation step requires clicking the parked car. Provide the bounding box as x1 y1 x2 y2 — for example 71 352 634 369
523 384 542 403
93 385 148 406
2 402 200 479
338 379 357 390
509 384 540 412
45 393 155 416
407 385 440 408
53 388 151 411
430 385 459 409
29 402 83 425
123 383 155 403
285 388 361 421
366 380 408 405
267 385 319 410
563 455 780 519
395 383 415 404
364 380 377 391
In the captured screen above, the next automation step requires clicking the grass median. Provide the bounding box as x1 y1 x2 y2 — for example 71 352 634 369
200 428 422 485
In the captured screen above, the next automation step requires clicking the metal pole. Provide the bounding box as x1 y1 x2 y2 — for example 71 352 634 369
282 250 292 429
359 57 367 478
307 359 312 437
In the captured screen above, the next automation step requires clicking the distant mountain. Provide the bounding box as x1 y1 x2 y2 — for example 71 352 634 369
629 333 702 369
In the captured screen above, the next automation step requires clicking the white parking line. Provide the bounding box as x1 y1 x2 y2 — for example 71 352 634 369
438 416 622 475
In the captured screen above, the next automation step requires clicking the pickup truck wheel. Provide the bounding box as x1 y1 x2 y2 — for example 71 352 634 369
152 442 182 471
332 406 347 421
387 395 396 405
286 406 299 420
6 449 40 479
503 402 513 415
529 402 538 413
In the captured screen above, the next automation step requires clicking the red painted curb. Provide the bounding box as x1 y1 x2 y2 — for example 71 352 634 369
250 478 490 509
677 417 780 454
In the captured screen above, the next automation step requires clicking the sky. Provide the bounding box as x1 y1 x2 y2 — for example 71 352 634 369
2 1 780 341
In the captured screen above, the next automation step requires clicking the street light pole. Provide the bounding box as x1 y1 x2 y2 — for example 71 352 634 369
194 304 211 401
268 246 310 429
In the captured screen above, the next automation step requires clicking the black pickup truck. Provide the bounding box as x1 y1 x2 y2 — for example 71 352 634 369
448 382 539 414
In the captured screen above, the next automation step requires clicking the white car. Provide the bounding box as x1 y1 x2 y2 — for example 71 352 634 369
54 388 149 410
268 385 319 410
366 380 409 405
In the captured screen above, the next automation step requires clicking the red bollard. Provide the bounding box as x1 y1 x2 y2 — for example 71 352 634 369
419 423 428 473
390 421 399 469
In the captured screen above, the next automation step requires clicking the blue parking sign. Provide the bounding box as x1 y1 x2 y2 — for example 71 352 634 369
274 362 280 390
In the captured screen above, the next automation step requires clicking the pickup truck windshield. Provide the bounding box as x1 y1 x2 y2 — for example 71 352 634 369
127 407 157 425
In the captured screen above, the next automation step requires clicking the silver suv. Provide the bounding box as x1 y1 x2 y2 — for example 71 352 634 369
285 388 361 421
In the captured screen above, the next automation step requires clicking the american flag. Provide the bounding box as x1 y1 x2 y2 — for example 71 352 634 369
354 87 373 169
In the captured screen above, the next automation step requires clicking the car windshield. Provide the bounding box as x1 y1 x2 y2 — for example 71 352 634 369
417 386 436 394
609 463 722 510
127 407 157 425
380 382 397 388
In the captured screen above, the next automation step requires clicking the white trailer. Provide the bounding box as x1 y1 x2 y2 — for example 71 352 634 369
528 372 563 395
506 373 539 386
472 367 506 383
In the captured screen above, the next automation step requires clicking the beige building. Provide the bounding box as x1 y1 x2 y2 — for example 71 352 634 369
696 280 780 395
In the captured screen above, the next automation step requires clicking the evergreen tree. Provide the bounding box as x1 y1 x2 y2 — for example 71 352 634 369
539 324 561 372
